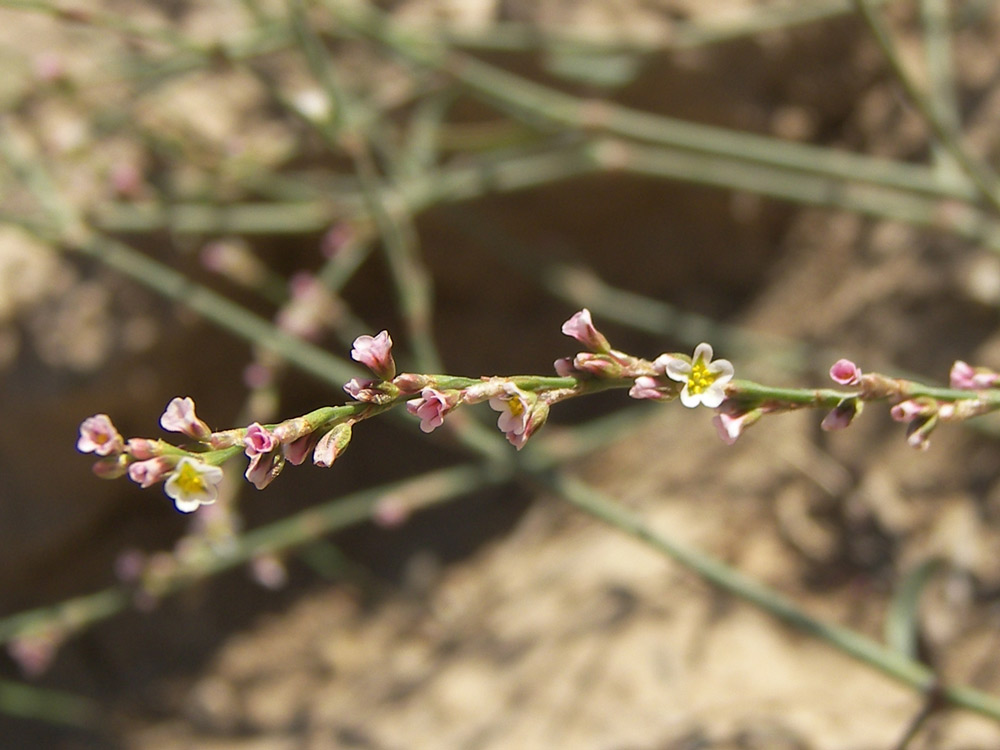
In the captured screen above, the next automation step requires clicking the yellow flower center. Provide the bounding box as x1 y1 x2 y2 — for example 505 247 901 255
507 397 525 417
687 358 717 395
175 461 208 495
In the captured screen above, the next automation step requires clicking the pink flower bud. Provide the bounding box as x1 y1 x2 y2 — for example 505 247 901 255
77 414 124 456
829 359 862 386
344 377 377 401
351 330 396 381
561 309 611 353
950 360 1000 389
628 375 670 401
159 397 212 441
243 422 277 457
126 438 160 460
128 456 177 488
313 423 353 468
245 451 284 490
392 372 430 394
573 352 623 378
890 398 933 422
820 398 862 431
553 357 576 377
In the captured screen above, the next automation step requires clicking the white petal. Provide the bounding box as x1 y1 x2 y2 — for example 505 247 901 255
665 359 691 383
693 342 714 363
678 388 701 408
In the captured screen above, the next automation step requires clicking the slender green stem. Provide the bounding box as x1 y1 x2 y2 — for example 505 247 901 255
0 679 102 729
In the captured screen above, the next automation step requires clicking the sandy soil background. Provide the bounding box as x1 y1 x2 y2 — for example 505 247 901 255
3 1 1000 749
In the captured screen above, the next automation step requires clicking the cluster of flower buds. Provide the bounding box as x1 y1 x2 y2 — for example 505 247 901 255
79 309 1000 513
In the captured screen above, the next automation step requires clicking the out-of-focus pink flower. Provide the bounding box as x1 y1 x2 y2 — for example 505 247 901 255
159 397 212 441
7 629 63 678
313 423 352 468
77 414 124 456
127 457 176 488
829 359 862 386
561 309 610 353
351 330 396 381
126 438 159 460
890 399 932 423
950 360 1000 389
665 343 734 409
164 457 224 513
244 422 277 457
406 388 458 433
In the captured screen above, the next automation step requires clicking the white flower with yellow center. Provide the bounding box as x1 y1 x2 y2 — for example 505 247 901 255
663 342 734 408
164 457 224 513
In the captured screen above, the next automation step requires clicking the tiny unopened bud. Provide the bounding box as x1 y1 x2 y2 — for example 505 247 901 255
393 372 430 394
126 438 160 460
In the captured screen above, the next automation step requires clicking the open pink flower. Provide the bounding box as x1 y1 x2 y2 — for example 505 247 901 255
160 397 212 441
561 309 610 353
245 451 284 490
77 414 124 456
351 330 396 381
406 388 458 433
489 384 547 449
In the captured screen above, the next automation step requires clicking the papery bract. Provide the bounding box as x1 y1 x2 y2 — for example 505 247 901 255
159 397 212 441
164 457 224 513
77 414 124 456
665 343 734 409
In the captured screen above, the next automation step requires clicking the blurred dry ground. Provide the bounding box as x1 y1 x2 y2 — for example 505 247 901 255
4 1 1000 749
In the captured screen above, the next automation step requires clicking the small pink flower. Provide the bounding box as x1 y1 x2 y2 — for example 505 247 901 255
561 309 610 353
489 384 547 449
351 330 396 381
313 423 352 468
243 422 277 457
572 352 623 378
829 359 862 386
160 397 212 441
128 457 176 488
950 360 1000 389
77 414 124 456
406 388 458 433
